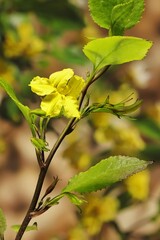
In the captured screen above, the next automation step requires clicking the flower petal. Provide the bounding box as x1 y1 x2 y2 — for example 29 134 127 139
29 76 55 96
64 75 85 98
63 96 80 118
49 68 74 91
41 92 63 117
41 93 80 119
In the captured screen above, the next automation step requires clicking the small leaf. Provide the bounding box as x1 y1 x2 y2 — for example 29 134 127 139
83 36 152 71
42 176 59 200
31 137 50 152
110 1 134 35
30 108 46 116
12 223 37 233
62 156 152 194
0 208 6 237
46 194 64 207
89 0 144 34
89 0 120 29
0 78 31 124
30 194 64 217
82 95 142 118
64 192 86 206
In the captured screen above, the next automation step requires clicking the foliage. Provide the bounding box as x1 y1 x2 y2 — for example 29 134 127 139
0 0 156 239
0 208 6 239
89 0 144 35
83 36 152 71
63 156 151 194
11 223 37 233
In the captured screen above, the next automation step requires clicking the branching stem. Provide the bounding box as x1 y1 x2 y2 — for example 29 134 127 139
15 65 110 240
15 118 75 240
78 65 110 110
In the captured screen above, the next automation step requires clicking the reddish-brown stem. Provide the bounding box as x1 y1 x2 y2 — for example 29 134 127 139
15 66 110 240
15 118 75 240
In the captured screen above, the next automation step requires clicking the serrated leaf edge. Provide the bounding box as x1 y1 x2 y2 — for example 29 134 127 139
63 156 152 194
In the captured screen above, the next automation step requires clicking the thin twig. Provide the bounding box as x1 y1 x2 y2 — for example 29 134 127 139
78 65 110 110
15 118 75 240
15 65 110 240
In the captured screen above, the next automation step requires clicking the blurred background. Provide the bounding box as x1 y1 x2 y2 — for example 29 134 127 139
0 0 160 239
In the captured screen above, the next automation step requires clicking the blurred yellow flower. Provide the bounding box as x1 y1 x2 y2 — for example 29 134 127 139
82 195 119 235
91 112 111 128
90 83 144 154
0 138 7 153
63 140 91 170
125 170 150 200
29 68 85 118
68 225 88 240
0 59 17 83
3 22 45 58
77 153 91 170
94 123 145 155
90 83 139 128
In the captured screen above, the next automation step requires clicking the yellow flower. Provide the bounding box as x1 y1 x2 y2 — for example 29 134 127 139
111 126 145 155
29 68 85 118
125 170 150 200
3 22 45 58
77 153 91 170
0 59 16 83
63 136 91 171
0 138 7 153
94 123 145 155
68 225 88 240
82 195 119 235
100 196 119 222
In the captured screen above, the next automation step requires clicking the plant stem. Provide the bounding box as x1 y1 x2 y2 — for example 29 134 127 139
15 66 110 239
78 65 110 110
15 169 47 240
15 118 75 240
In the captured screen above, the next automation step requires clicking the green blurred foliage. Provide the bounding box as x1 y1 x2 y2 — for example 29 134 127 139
0 1 160 239
0 0 85 32
0 0 86 123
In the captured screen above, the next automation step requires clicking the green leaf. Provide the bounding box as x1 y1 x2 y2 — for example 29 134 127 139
0 78 31 124
30 108 46 117
31 137 50 152
110 1 134 35
89 0 144 35
62 156 152 194
64 192 86 206
45 193 85 208
82 95 142 119
12 223 37 233
83 36 152 71
0 208 6 237
46 194 64 208
35 192 85 215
